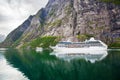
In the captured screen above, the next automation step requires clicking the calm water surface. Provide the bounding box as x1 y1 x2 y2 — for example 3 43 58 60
0 48 120 80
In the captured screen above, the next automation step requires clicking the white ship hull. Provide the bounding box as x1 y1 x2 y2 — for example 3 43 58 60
51 47 107 54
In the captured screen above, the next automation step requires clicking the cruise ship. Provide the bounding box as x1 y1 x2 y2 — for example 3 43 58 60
51 37 108 53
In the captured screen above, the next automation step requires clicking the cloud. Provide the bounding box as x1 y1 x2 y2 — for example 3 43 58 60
0 13 10 22
0 0 48 35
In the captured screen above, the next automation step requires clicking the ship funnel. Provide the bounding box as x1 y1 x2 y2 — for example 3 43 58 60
89 37 96 41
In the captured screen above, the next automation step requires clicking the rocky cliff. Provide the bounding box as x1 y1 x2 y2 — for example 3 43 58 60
1 15 33 47
0 34 5 43
1 0 120 48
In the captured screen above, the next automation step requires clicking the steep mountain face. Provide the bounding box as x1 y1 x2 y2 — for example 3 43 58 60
1 16 33 47
0 34 5 43
1 0 120 48
42 0 120 43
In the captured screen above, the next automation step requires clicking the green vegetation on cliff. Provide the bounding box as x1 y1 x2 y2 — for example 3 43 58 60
109 43 120 48
22 36 60 49
109 38 120 48
76 34 94 41
100 0 120 4
47 20 62 27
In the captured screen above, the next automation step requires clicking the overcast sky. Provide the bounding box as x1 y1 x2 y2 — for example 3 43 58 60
0 0 48 36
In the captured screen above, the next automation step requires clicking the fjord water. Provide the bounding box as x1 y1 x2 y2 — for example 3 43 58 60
0 49 120 80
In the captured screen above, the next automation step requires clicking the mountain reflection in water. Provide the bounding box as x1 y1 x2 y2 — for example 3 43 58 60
0 50 28 80
50 50 108 63
3 49 120 80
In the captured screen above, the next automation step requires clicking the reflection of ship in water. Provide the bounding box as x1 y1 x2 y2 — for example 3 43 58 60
50 51 108 63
